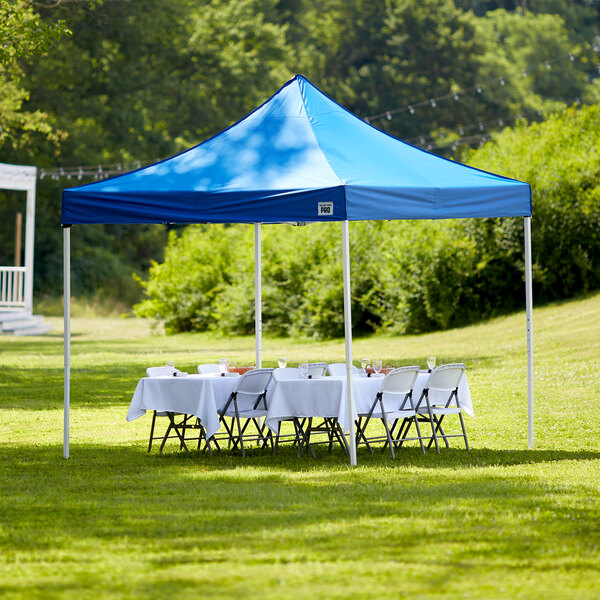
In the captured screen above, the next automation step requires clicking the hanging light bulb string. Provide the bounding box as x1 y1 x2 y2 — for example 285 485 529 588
364 49 577 123
407 95 582 149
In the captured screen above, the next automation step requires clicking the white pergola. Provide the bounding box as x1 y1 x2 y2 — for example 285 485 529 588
0 162 37 315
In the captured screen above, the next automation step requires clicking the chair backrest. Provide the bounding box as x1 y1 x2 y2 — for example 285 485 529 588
327 363 360 377
427 363 465 391
273 367 302 381
146 366 181 377
233 368 274 411
198 363 220 374
235 368 273 395
380 366 420 395
307 362 327 379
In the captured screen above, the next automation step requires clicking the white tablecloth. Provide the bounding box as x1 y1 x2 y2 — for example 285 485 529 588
265 371 473 434
127 374 238 440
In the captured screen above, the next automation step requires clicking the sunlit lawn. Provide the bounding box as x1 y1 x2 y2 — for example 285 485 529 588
1 293 599 598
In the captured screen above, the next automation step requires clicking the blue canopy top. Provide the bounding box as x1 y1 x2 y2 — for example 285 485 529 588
62 75 531 225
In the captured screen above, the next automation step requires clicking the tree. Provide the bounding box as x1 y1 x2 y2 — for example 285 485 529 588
0 0 69 157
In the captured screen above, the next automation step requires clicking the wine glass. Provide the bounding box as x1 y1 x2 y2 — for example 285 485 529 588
360 358 370 375
165 361 175 377
218 358 229 376
299 362 308 379
278 357 288 369
427 356 436 372
373 360 382 375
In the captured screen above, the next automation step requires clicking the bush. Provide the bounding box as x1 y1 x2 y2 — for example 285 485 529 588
134 105 600 338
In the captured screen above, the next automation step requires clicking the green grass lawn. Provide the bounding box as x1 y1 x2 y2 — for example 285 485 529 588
1 293 599 598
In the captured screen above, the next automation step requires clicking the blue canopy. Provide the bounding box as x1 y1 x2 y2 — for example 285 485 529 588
62 75 531 225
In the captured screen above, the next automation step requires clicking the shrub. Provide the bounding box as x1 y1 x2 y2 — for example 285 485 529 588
134 105 600 337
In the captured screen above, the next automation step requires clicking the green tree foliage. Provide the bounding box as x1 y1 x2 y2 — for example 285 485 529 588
1 0 599 310
135 105 600 337
0 0 69 154
468 105 600 303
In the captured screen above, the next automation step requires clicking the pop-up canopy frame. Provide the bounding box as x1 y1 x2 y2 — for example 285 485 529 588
62 75 533 463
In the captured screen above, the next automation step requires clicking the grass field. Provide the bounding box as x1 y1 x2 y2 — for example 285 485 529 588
1 293 599 598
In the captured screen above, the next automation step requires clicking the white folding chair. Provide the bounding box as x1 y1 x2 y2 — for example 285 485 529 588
218 368 274 457
327 363 360 377
145 366 203 454
302 362 343 454
271 367 305 450
416 363 470 452
272 367 302 381
198 363 220 374
307 362 327 379
356 366 423 457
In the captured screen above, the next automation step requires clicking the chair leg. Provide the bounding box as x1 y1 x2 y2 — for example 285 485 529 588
426 411 440 453
427 415 449 449
458 411 470 450
148 410 157 453
274 422 281 453
233 403 245 458
413 416 426 454
356 417 374 453
335 421 350 456
397 418 412 448
381 417 395 459
171 413 189 453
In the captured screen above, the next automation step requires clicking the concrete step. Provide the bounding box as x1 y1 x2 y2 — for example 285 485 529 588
11 323 53 336
2 315 43 331
0 310 31 324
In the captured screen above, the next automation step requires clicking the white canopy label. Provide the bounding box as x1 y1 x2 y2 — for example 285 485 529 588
318 202 333 216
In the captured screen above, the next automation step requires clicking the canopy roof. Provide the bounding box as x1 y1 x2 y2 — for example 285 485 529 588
62 75 531 225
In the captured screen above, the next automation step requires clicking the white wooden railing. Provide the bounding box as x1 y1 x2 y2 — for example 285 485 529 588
0 266 27 308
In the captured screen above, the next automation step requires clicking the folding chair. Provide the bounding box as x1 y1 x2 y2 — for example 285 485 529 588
355 366 423 458
415 363 470 452
145 366 205 454
327 363 360 377
307 362 327 378
302 362 343 453
198 363 220 374
271 367 305 452
218 368 273 457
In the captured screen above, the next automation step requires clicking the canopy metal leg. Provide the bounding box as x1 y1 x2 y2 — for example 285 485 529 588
524 216 534 448
64 226 71 459
255 223 262 368
342 220 357 466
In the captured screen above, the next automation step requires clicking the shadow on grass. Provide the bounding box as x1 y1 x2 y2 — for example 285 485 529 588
0 442 599 597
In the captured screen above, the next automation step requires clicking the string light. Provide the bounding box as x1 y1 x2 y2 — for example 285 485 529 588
364 50 579 122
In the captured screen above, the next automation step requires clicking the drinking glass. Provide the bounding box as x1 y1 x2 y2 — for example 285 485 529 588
218 358 229 376
427 356 436 371
165 361 175 377
299 362 308 379
373 360 382 375
278 357 288 369
360 358 370 374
